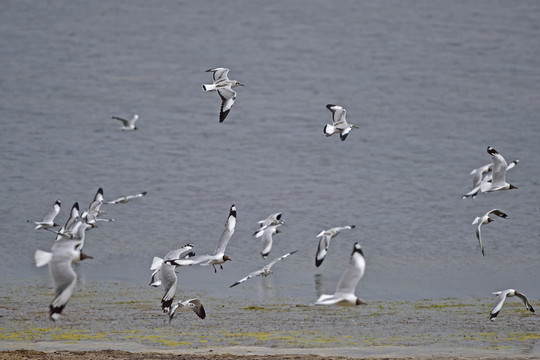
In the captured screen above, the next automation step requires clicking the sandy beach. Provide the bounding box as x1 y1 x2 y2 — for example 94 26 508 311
1 280 538 359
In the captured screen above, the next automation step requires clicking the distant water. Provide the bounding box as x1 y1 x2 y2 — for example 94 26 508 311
1 1 539 303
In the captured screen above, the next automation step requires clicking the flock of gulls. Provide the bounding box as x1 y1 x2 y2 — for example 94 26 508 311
462 146 534 321
29 68 534 324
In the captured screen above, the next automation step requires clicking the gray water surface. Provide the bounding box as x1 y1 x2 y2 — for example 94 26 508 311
1 1 539 303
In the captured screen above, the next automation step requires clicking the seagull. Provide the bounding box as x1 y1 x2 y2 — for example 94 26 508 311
257 224 282 259
112 114 139 130
315 225 356 267
230 250 298 288
462 158 519 199
168 298 206 323
106 191 147 204
151 244 195 312
315 242 366 306
490 289 535 320
323 104 358 141
472 209 508 256
34 239 93 320
29 200 61 230
165 205 236 273
485 146 518 192
254 212 284 234
202 68 244 123
149 246 196 288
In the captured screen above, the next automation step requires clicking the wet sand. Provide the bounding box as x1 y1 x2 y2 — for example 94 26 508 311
0 280 538 359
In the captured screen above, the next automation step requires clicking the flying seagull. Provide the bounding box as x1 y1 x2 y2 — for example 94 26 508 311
490 289 535 320
258 224 282 259
485 146 518 192
315 242 366 306
230 250 298 288
150 243 195 312
112 114 139 130
106 191 147 204
34 239 93 320
168 298 206 323
323 104 358 141
166 205 237 273
315 225 356 267
202 68 244 123
472 209 508 256
29 200 61 230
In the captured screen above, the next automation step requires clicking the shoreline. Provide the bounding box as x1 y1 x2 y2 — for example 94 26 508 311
1 281 538 359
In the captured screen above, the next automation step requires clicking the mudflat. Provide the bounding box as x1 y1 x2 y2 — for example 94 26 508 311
0 281 538 359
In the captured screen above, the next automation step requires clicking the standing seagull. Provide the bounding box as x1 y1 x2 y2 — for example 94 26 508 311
230 250 298 288
106 191 147 204
323 104 358 141
315 242 366 306
490 289 535 320
168 298 206 322
112 114 139 131
202 68 244 123
315 225 356 267
29 200 61 230
34 239 93 320
472 209 508 256
485 146 518 192
257 224 282 259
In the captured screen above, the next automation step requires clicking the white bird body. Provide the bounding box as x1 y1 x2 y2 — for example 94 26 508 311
315 243 366 306
490 289 535 320
472 209 508 256
323 104 358 141
202 68 243 123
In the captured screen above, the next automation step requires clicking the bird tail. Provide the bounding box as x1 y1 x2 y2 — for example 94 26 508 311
202 84 216 92
34 250 53 267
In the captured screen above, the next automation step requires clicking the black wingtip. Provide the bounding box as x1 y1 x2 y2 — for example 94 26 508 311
230 282 239 288
197 305 206 319
487 146 498 155
315 258 324 267
219 109 230 123
49 304 66 321
326 104 336 110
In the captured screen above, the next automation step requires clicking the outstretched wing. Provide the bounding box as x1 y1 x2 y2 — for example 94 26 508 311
206 67 230 82
217 87 237 123
230 269 263 288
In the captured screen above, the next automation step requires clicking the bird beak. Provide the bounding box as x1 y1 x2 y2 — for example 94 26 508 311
80 252 93 261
